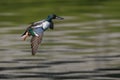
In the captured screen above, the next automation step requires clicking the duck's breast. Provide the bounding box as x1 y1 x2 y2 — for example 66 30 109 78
42 21 51 30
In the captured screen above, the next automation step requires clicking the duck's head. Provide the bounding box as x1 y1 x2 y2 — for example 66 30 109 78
46 14 64 22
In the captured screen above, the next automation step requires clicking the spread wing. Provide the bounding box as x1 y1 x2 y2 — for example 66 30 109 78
31 33 43 55
21 20 45 36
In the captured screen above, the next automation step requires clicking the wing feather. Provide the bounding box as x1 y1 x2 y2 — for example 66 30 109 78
31 34 43 55
21 20 45 36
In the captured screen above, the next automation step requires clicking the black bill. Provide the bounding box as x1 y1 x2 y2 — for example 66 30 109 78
55 16 64 20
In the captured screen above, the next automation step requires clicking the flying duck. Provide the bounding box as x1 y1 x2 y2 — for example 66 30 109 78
21 14 64 55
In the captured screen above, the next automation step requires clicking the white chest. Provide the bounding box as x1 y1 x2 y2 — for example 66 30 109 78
42 21 50 30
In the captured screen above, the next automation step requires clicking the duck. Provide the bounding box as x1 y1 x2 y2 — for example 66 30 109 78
21 14 64 55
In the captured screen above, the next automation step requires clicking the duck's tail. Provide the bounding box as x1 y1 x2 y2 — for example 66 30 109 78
21 32 29 41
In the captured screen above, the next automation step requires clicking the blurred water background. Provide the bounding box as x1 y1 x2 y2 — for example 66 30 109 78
0 0 120 80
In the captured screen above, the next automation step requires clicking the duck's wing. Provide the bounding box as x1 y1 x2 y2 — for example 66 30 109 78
31 33 43 55
21 20 45 36
32 20 45 26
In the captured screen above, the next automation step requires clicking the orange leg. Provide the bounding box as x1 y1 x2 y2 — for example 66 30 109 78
21 32 29 41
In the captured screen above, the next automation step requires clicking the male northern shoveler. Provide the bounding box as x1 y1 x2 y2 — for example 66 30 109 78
21 14 64 55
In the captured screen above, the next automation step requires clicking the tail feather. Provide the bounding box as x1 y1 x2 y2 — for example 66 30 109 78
21 32 29 41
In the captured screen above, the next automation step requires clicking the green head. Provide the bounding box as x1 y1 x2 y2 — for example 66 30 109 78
46 14 64 22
